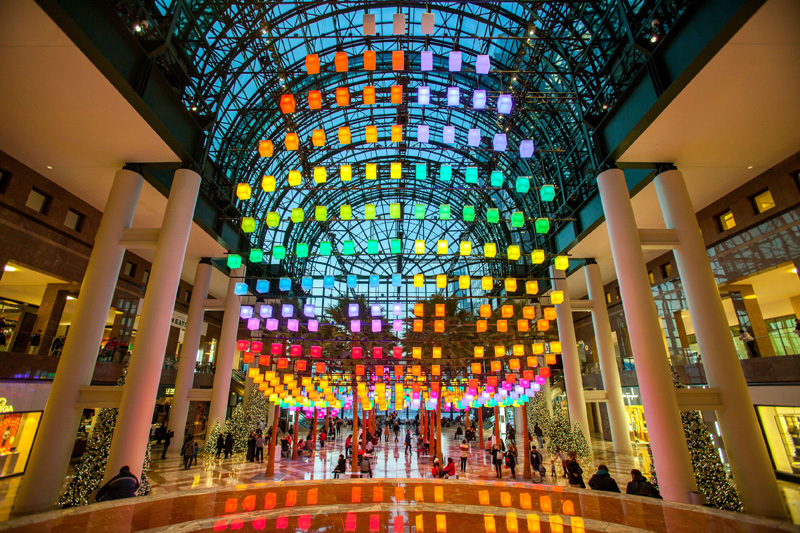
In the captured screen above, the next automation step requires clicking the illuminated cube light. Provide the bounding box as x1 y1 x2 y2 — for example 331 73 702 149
279 277 291 291
507 246 521 261
258 140 274 157
392 275 402 288
392 50 405 70
465 167 479 184
236 183 252 200
353 347 363 359
227 254 242 269
413 320 423 332
363 85 376 105
342 241 355 255
447 87 460 106
391 85 403 104
281 304 294 317
449 51 462 71
526 281 539 295
272 246 285 260
472 90 487 110
439 164 452 181
417 124 430 143
290 345 302 357
390 239 401 253
493 133 507 152
414 240 425 254
336 87 350 106
323 275 334 288
266 212 280 227
461 205 476 222
291 208 304 223
497 94 513 114
305 54 320 74
487 208 500 223
367 240 379 254
414 274 424 287
482 276 493 290
348 303 359 317
438 204 451 221
240 305 253 318
477 321 487 333
497 320 508 332
334 51 348 72
391 162 401 180
256 280 270 294
475 54 491 74
420 50 433 71
413 347 422 359
365 204 376 220
287 319 298 331
531 249 546 264
535 218 550 233
295 243 308 257
501 305 513 318
474 346 485 358
347 274 357 288
538 319 550 331
511 212 525 228
554 255 569 270
320 242 332 256
303 304 315 318
480 304 492 318
301 277 312 291
370 275 379 288
460 241 472 255
308 90 322 109
338 126 352 145
339 165 352 182
266 318 278 331
310 346 322 358
490 170 503 187
372 320 382 333
390 203 402 219
540 184 556 202
550 341 562 353
544 307 557 320
520 140 535 158
550 291 564 305
468 128 481 147
517 319 529 332
364 48 376 69
546 353 557 365
351 319 361 332
436 274 447 288
288 170 301 186
505 278 517 292
365 125 378 143
391 125 403 142
494 346 505 358
459 275 470 289
393 320 402 332
285 133 299 151
314 205 328 222
418 86 431 105
484 243 497 258
442 125 455 144
434 321 444 333
270 342 282 355
366 163 377 180
312 129 325 147
437 240 448 255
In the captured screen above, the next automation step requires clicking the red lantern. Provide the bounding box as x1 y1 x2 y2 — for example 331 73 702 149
279 94 296 114
270 343 282 355
290 345 302 357
250 341 263 353
373 347 383 358
310 346 322 358
352 347 362 359
243 352 254 364
364 50 376 70
237 340 250 351
393 346 402 359
539 367 551 378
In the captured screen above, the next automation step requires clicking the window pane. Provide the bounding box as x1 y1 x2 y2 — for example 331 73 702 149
719 211 736 231
753 190 775 214
25 190 48 213
64 209 82 230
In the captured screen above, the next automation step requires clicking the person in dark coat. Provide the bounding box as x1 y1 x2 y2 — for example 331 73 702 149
565 451 585 488
588 464 620 492
182 435 194 469
333 454 347 478
161 429 174 460
224 432 234 459
247 432 256 462
626 469 662 499
530 446 544 480
216 432 224 459
96 466 139 501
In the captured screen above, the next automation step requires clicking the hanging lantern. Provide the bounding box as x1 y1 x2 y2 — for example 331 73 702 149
363 85 376 105
272 246 285 260
241 217 255 233
448 51 462 71
420 50 433 71
526 280 539 295
285 133 299 151
518 320 529 332
442 126 455 144
291 208 304 223
544 307 557 321
413 320 423 332
340 164 352 181
446 87 460 106
256 280 270 294
280 94 296 114
497 94 513 114
468 128 481 147
340 205 352 220
352 347 362 359
393 320 402 332
290 345 302 357
484 243 497 258
288 170 302 187
494 346 505 358
391 162 401 179
491 361 502 372
535 218 550 234
366 163 377 180
337 126 351 145
315 205 327 221
391 125 403 142
439 164 452 181
507 246 521 261
434 320 444 333
418 86 431 105
550 341 562 353
482 276 493 290
365 204 376 220
472 90 487 110
460 241 472 256
537 319 550 331
493 134 507 152
540 184 556 202
505 278 517 292
365 125 378 143
414 274 424 287
545 353 557 365
351 319 361 332
236 340 250 352
261 175 275 192
520 140 535 158
476 320 487 332
554 255 569 270
417 124 430 143
258 140 274 158
437 240 448 254
372 320 382 333
364 50 376 70
334 51 349 72
390 203 402 219
414 240 425 254
459 275 470 289
313 167 327 184
236 183 252 201
306 54 320 74
336 87 350 106
347 274 357 286
551 291 565 305
480 304 491 318
475 54 491 74
531 250 546 264
308 90 322 109
497 320 508 332
391 85 403 104
413 347 422 359
471 363 482 374
392 50 404 70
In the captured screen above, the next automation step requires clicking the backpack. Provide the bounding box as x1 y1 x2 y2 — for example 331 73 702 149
632 479 662 499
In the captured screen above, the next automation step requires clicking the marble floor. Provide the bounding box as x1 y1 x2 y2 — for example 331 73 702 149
1 425 799 529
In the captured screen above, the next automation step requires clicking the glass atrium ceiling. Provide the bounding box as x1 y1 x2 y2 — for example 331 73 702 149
112 0 690 312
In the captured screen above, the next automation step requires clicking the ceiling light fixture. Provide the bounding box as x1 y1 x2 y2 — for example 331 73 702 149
747 165 753 169
46 165 53 169
4 265 16 272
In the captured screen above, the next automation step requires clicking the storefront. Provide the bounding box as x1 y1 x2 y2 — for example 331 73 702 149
0 380 51 478
621 387 649 444
757 405 800 479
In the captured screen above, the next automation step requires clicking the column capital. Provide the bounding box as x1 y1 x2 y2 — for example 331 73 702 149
655 162 678 175
583 258 598 266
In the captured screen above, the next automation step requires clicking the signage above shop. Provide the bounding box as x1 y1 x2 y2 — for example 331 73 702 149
0 398 13 413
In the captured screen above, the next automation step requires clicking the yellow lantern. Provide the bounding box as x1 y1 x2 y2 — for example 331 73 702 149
531 249 545 264
436 274 447 288
414 240 425 254
414 274 424 287
532 343 544 354
415 303 424 317
366 163 377 180
480 304 491 318
315 206 327 221
554 255 569 270
365 125 378 143
482 276 493 290
550 341 562 353
505 278 517 292
236 183 252 200
484 243 497 258
261 175 276 192
459 275 470 289
460 241 472 256
340 164 352 181
551 291 564 304
544 307 557 320
313 166 327 183
494 346 505 358
339 127 351 145
526 280 539 294
437 240 448 254
513 344 524 356
312 129 326 146
507 245 521 261
391 162 401 179
474 346 485 358
340 205 352 220
288 170 302 187
413 347 422 359
391 125 403 142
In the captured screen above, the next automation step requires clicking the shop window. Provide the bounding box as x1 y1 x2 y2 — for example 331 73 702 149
142 270 150 284
661 263 673 278
717 210 736 231
64 209 84 231
123 261 137 278
25 189 50 214
648 271 655 285
751 189 775 214
0 410 43 479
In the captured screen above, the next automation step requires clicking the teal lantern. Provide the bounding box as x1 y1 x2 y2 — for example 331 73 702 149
272 246 286 260
227 254 242 269
319 241 332 255
415 164 427 180
296 243 309 258
439 204 451 220
487 208 500 223
490 170 503 187
414 204 426 220
535 218 550 234
249 249 263 263
540 184 556 202
465 167 478 184
368 240 379 254
342 240 355 255
511 212 525 228
390 239 402 254
439 164 452 181
515 176 530 194
463 206 475 222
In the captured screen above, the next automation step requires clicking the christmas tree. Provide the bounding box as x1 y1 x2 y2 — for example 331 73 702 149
245 388 267 435
547 407 572 456
226 404 248 454
528 391 553 441
204 420 223 458
568 422 592 464
58 370 151 508
648 368 743 512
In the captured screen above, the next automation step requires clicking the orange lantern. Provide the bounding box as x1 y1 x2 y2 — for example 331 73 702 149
501 305 513 318
312 129 326 147
335 51 349 72
509 359 521 370
432 347 442 359
517 319 529 332
546 353 557 365
537 319 550 331
391 85 403 104
471 363 482 374
527 356 538 368
414 303 424 316
491 361 502 372
277 358 289 369
480 304 491 318
434 320 444 333
474 346 485 358
243 352 254 364
285 133 299 151
544 307 557 320
356 365 365 376
306 54 320 74
497 320 508 332
395 365 403 377
338 127 351 145
432 365 440 376
308 90 322 109
258 140 274 158
365 125 378 143
259 355 271 366
476 320 487 332
435 304 445 317
523 306 535 319
392 50 404 70
414 320 423 332
316 363 326 373
364 50 376 70
279 94 296 114
297 360 307 371
391 125 403 142
363 85 376 105
513 344 524 356
532 343 544 355
336 87 350 106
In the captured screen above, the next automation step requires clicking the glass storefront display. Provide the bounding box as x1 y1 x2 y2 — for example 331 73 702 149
0 410 41 478
758 405 800 476
621 387 649 444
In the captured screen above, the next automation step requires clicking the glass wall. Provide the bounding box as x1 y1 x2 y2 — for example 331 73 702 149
757 405 800 476
0 410 41 478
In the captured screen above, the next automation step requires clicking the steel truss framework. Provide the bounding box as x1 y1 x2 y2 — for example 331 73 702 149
112 0 690 312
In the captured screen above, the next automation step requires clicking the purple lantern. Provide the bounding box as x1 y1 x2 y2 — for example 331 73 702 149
303 304 315 317
448 51 462 72
393 319 402 332
281 304 293 317
417 124 430 143
446 87 459 106
497 94 513 114
475 54 490 74
443 125 455 144
493 133 507 152
472 90 487 110
393 302 402 316
348 303 359 317
371 304 381 316
420 50 433 71
247 317 259 330
372 319 381 333
266 318 279 331
308 319 318 332
417 86 431 105
351 319 361 333
520 139 534 158
468 128 481 147
287 319 299 331
259 305 273 318
240 306 253 319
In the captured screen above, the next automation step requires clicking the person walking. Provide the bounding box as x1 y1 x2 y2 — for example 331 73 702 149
552 446 567 478
224 432 234 459
491 444 504 479
96 466 139 501
182 435 194 469
625 469 662 499
28 329 42 355
255 432 265 462
193 440 199 465
565 450 585 488
588 464 620 492
247 431 256 462
533 423 544 449
394 422 400 442
161 429 174 460
404 429 412 455
459 440 469 472
215 432 224 459
530 446 544 482
506 442 518 479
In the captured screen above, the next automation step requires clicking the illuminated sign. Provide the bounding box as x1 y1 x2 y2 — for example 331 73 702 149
0 398 13 413
165 388 175 396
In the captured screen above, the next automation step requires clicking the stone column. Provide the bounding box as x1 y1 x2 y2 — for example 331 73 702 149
168 259 212 452
14 169 143 514
550 266 591 445
31 284 74 355
597 168 696 504
584 262 633 455
104 169 200 483
655 167 785 518
206 266 245 438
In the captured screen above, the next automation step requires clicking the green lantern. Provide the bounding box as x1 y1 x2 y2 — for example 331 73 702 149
296 243 309 258
291 208 304 223
414 204 426 220
540 184 556 202
249 249 263 263
227 254 242 269
487 208 500 223
241 217 256 233
341 205 352 220
515 176 530 194
315 206 327 221
319 241 332 255
415 164 427 180
439 204 451 220
390 239 402 254
490 170 503 187
365 204 376 220
465 167 478 184
342 240 355 255
511 212 525 228
439 164 452 181
368 240 379 254
535 218 550 234
266 211 280 227
390 203 402 219
272 246 286 260
463 206 475 222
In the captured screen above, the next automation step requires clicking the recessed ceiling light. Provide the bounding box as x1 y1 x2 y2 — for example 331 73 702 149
66 295 76 300
747 165 753 169
4 265 16 272
46 165 53 169
792 268 797 274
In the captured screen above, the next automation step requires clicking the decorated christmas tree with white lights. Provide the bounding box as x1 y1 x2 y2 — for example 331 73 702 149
245 387 267 435
227 404 248 454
